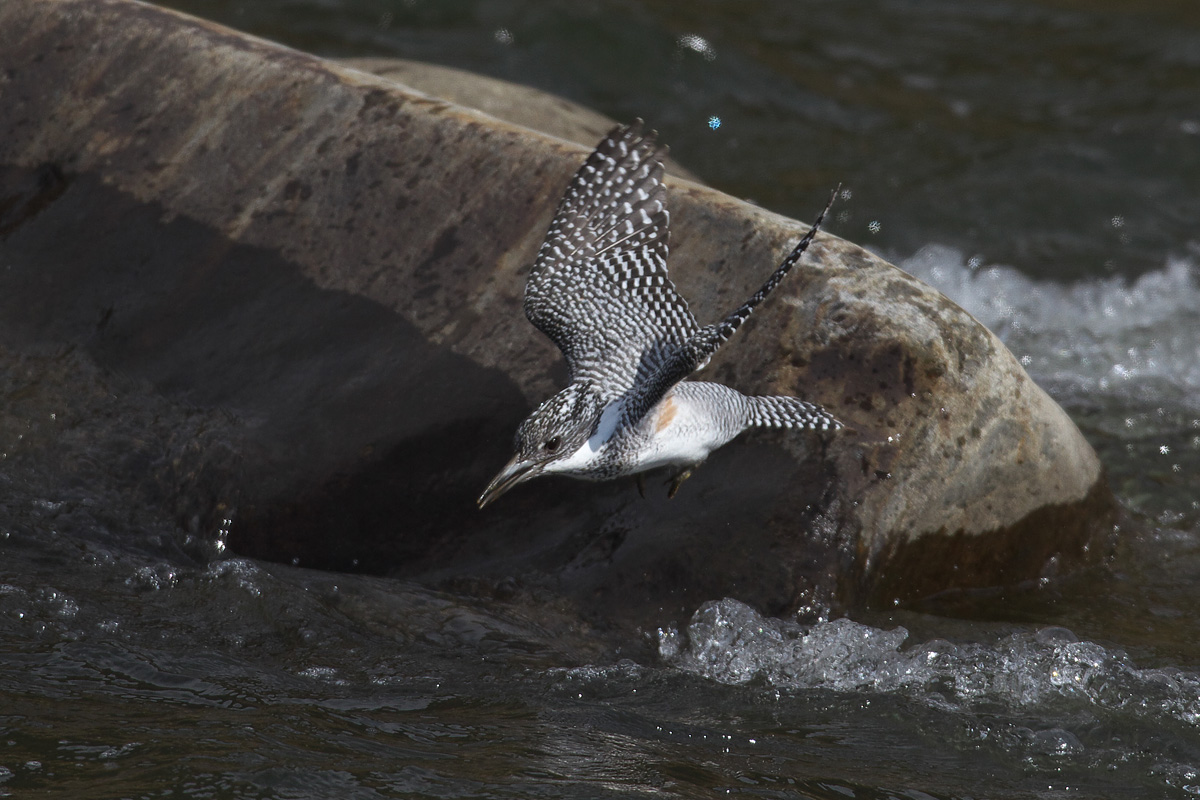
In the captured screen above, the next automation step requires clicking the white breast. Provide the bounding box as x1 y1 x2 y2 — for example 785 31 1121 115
630 387 740 472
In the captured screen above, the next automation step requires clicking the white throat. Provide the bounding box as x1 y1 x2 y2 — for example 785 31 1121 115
541 401 623 474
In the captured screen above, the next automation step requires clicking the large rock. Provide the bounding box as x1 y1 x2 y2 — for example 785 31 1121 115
0 0 1113 621
338 57 702 181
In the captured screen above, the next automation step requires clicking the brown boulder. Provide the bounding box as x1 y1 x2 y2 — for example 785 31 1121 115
0 0 1112 621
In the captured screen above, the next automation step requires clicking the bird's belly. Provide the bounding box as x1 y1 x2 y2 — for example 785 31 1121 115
627 392 736 472
632 435 715 472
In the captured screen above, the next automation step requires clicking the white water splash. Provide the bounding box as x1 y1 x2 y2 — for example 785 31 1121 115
661 599 1200 727
898 244 1200 410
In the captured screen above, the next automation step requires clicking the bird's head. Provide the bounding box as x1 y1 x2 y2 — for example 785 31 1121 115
478 382 604 508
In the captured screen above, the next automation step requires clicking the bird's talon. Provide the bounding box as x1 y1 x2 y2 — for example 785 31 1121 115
666 469 693 499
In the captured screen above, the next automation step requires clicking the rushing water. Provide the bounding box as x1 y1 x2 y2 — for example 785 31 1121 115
3 0 1200 797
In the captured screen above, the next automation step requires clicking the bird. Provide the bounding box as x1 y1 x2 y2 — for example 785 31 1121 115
477 120 843 508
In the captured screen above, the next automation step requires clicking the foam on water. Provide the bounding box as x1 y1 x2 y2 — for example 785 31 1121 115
660 599 1200 727
660 600 1200 792
897 243 1200 410
661 597 1200 794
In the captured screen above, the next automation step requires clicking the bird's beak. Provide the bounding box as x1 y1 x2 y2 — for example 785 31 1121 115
477 455 540 509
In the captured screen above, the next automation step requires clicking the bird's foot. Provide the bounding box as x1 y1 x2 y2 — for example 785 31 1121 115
666 468 693 499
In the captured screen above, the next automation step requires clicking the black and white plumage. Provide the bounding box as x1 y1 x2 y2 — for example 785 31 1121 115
478 120 843 507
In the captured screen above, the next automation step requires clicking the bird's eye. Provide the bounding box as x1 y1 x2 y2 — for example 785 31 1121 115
544 436 562 453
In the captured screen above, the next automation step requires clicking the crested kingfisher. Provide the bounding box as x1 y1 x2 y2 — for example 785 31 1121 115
479 121 842 507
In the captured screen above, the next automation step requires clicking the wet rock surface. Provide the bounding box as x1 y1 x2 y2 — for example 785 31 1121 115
0 0 1112 622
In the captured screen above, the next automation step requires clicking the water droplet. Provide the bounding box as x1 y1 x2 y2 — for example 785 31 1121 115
677 34 716 61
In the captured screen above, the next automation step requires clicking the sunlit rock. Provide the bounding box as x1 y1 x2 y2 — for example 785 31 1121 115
338 58 701 181
0 0 1113 621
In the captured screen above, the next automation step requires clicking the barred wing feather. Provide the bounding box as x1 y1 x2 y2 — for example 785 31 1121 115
522 121 699 401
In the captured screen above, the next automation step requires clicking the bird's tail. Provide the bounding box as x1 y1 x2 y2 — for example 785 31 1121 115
745 395 842 432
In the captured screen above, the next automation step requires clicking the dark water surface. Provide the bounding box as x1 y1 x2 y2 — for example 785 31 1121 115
3 0 1200 797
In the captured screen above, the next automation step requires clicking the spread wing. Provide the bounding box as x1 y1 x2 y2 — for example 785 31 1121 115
523 121 698 401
